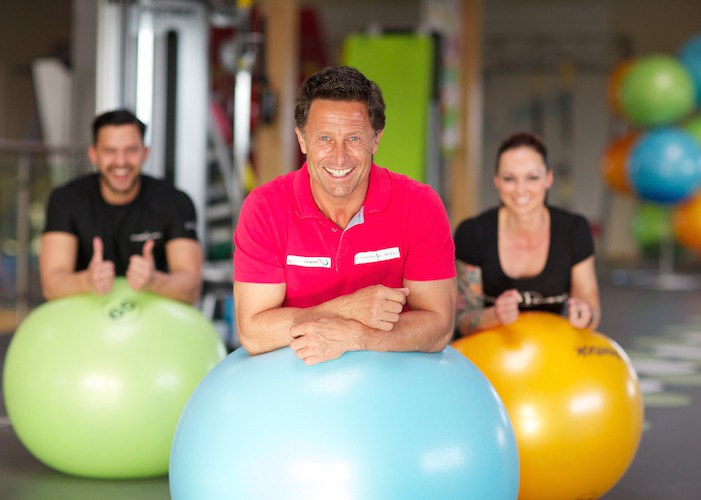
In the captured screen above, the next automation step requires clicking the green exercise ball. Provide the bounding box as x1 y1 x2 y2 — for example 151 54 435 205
2 278 226 479
631 203 673 248
682 113 701 144
619 54 696 127
630 202 685 259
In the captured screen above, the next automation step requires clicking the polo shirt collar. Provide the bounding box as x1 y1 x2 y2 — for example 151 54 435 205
294 162 391 220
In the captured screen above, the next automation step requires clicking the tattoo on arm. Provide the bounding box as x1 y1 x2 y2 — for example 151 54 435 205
456 260 485 335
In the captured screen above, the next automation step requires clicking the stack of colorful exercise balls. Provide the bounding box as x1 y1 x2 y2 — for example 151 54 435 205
2 278 226 479
169 346 520 499
452 312 644 500
602 34 701 254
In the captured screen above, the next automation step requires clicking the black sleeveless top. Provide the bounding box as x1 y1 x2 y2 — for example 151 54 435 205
454 205 594 314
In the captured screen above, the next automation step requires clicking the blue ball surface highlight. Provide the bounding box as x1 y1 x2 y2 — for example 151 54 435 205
170 346 519 500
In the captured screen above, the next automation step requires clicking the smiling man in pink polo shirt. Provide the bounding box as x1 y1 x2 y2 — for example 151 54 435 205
233 65 456 365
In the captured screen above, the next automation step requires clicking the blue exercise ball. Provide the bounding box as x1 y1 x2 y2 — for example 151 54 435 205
170 346 519 500
3 278 226 479
679 34 701 106
627 128 701 204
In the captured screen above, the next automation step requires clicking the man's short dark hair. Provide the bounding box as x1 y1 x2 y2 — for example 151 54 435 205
294 65 386 134
92 109 147 144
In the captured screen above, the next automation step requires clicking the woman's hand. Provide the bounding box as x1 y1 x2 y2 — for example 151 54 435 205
494 289 521 325
566 297 594 329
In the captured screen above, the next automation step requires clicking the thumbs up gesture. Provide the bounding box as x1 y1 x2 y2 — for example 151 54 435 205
88 236 115 294
126 239 155 291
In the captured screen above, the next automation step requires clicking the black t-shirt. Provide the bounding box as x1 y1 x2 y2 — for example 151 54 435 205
43 173 199 275
454 205 594 314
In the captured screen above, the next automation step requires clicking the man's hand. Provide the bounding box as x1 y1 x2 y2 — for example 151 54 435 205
494 289 520 325
336 285 410 331
126 239 155 291
289 317 362 366
88 237 115 294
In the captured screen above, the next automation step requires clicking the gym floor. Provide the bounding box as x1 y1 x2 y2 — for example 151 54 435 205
1 271 700 500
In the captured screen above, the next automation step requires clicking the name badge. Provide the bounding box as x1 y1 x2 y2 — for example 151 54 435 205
286 255 331 268
354 247 400 265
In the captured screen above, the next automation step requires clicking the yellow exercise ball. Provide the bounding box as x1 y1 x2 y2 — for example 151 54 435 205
452 312 644 500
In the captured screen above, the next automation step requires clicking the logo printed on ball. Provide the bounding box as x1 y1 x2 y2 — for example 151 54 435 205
102 298 140 323
575 345 623 360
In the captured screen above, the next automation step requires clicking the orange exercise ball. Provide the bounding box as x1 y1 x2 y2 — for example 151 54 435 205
452 312 644 500
606 59 634 117
673 191 701 251
600 132 639 195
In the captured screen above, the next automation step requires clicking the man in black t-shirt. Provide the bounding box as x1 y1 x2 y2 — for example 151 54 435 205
40 109 203 304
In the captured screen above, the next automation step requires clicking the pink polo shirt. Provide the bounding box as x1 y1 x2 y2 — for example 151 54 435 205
233 163 455 308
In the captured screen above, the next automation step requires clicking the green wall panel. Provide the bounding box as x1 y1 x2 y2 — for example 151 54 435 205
343 34 435 183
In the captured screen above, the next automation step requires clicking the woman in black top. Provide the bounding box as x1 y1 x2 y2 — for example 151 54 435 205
454 132 600 336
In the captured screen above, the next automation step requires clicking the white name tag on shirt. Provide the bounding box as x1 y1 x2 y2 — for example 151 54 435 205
354 247 400 265
286 255 331 268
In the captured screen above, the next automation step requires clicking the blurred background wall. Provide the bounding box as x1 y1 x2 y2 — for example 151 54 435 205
1 0 701 329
